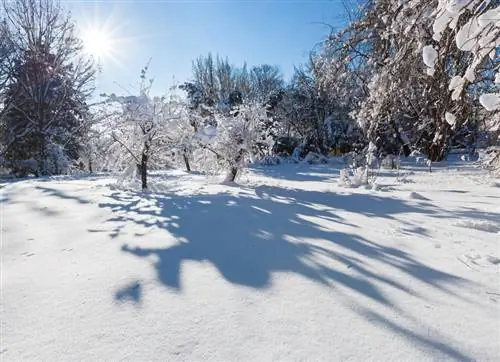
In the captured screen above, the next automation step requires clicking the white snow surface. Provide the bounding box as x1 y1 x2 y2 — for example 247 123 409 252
1 160 500 361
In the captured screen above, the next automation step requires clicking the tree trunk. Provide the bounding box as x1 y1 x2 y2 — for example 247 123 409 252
183 153 191 172
228 148 245 182
38 138 47 176
427 142 447 162
140 152 148 190
228 166 238 182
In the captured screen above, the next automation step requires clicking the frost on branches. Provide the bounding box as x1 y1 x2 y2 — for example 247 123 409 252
212 103 273 182
429 0 499 111
103 65 182 190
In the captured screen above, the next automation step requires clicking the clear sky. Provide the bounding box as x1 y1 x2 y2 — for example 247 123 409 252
62 0 347 96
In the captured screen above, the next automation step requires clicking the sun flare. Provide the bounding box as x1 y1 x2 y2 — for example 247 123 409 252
82 29 112 59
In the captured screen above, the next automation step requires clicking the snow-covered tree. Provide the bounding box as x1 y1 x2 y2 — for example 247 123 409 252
159 83 195 172
194 102 272 182
249 64 284 103
103 64 181 190
0 0 94 176
316 0 489 161
428 0 499 112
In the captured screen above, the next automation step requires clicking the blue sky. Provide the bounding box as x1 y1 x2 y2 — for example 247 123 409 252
63 0 347 96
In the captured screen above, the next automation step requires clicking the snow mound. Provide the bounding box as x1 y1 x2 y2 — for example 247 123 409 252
453 219 500 233
407 192 430 200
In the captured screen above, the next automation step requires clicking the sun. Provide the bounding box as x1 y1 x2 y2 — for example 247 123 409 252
82 29 112 59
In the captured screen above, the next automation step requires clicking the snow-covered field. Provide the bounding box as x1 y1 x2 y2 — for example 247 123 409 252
1 159 499 361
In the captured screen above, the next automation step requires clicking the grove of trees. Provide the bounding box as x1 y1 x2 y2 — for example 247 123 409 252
1 0 498 187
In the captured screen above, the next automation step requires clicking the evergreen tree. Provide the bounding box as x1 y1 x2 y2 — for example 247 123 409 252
0 0 94 176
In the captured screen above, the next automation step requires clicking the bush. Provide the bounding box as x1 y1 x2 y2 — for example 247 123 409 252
479 146 500 175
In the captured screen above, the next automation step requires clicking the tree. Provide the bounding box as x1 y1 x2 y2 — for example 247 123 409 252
214 102 272 182
316 0 487 161
0 0 94 176
249 64 284 103
428 0 499 112
104 64 185 190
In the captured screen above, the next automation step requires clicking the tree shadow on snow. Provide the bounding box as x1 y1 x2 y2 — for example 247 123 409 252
12 169 483 360
251 163 343 182
100 185 481 360
98 185 473 308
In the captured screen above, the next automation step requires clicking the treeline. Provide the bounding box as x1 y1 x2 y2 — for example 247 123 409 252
0 0 498 181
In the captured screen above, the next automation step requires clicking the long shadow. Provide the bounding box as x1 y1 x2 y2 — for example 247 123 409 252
34 186 91 204
21 175 481 360
253 185 440 219
252 163 343 182
359 308 474 361
98 186 471 307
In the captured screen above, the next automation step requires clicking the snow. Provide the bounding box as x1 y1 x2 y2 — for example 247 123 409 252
407 191 430 200
479 93 500 111
449 75 466 100
445 112 456 126
422 45 438 68
433 8 453 41
195 125 217 144
449 75 464 90
453 219 500 233
445 0 470 14
1 160 500 360
430 0 499 112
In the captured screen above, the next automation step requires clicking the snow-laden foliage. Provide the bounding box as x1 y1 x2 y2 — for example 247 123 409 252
0 0 94 177
429 0 500 111
478 146 500 174
312 0 496 163
211 102 274 181
102 65 186 189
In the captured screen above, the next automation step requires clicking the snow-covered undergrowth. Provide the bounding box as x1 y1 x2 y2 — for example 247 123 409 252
478 146 500 175
1 159 499 360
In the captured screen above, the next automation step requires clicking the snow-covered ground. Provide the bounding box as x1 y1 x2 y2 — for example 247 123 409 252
1 159 499 361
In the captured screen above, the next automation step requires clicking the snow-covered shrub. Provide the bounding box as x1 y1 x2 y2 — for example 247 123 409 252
342 151 365 169
291 143 305 162
479 147 500 175
381 155 400 170
337 167 369 188
212 102 273 182
338 169 351 187
323 117 365 155
45 143 70 175
6 159 38 177
272 136 301 156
